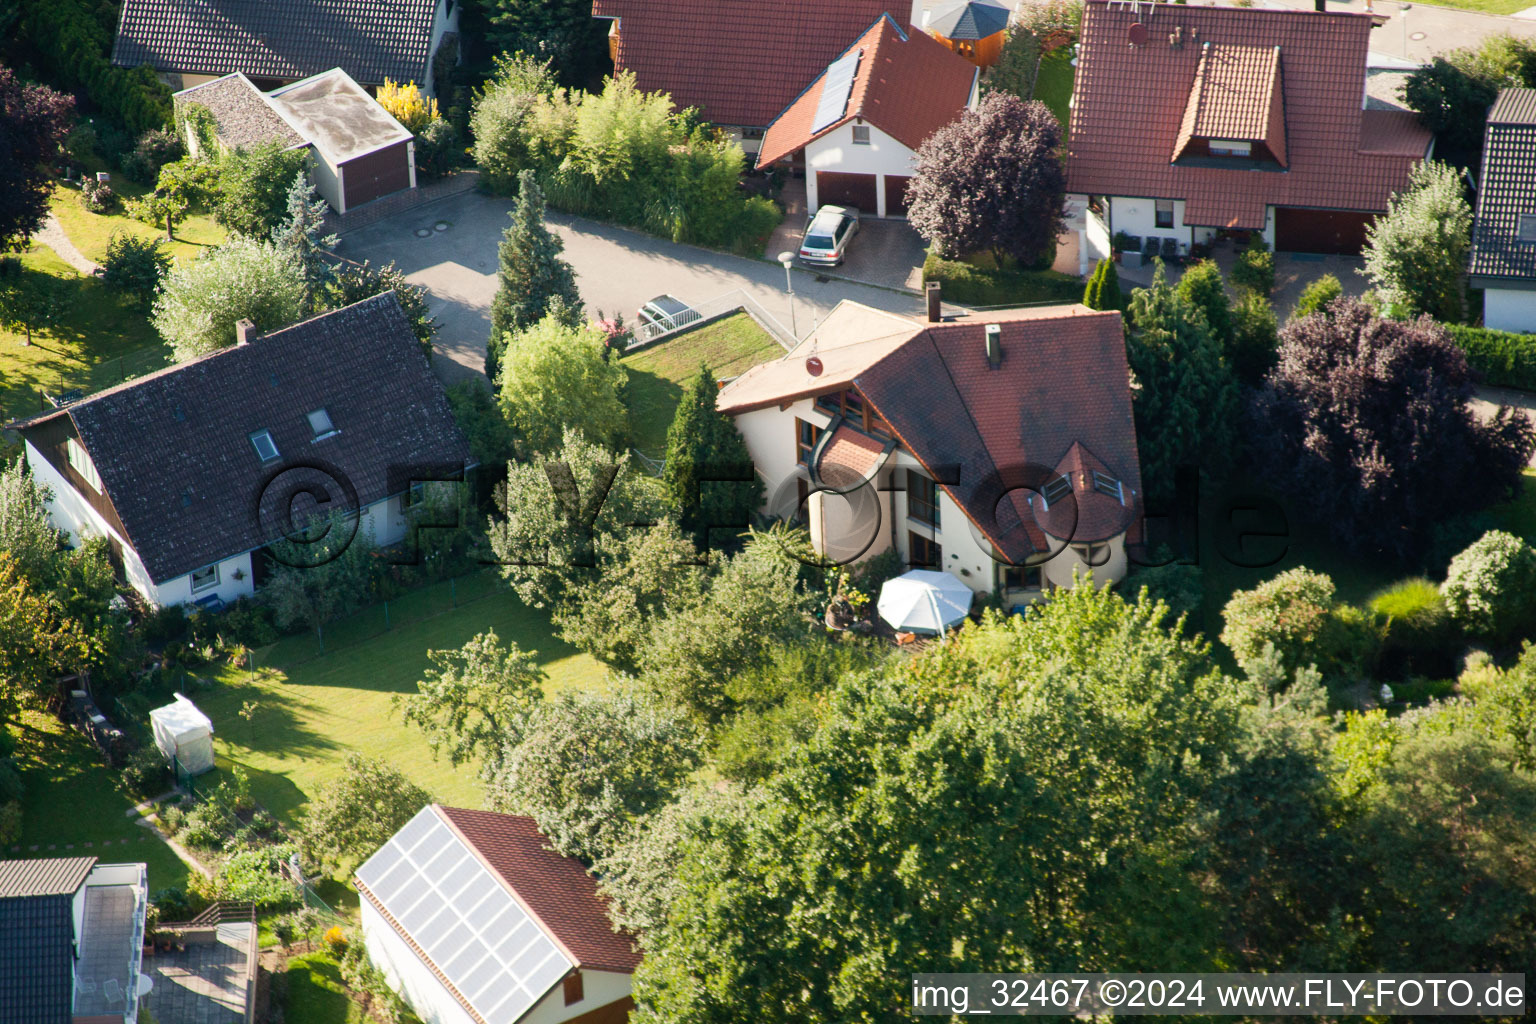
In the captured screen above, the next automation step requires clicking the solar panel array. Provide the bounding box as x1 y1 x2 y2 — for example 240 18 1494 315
356 808 572 1024
811 49 863 135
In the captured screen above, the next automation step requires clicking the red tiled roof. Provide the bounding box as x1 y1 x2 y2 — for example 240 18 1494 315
436 807 642 975
591 0 905 128
1067 1 1430 229
756 16 976 168
813 422 891 489
719 303 1143 560
1172 43 1286 167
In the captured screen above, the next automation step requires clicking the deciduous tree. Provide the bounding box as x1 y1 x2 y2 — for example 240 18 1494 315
152 236 307 360
216 141 312 238
907 92 1066 268
1361 160 1472 322
301 754 433 869
0 66 72 252
0 553 93 723
497 312 626 454
1249 300 1534 557
102 232 172 305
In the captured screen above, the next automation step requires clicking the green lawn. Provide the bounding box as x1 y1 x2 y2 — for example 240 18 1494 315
196 573 606 825
50 182 227 268
1032 46 1076 131
621 312 784 455
0 244 171 424
282 952 371 1024
9 711 192 893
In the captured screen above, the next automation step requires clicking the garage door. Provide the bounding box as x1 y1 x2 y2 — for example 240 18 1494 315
817 172 877 215
884 175 913 217
1275 207 1376 255
342 140 413 209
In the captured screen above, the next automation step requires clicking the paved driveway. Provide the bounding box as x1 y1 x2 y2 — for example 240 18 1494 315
335 191 928 384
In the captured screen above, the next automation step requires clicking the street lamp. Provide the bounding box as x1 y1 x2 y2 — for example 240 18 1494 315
777 250 798 339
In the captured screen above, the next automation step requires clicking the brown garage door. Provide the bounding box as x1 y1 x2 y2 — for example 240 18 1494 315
817 171 877 215
884 175 913 217
341 139 413 209
1275 207 1376 255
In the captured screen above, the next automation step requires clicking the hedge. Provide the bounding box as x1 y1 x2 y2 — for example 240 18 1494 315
922 250 1083 306
1446 323 1536 392
20 0 173 135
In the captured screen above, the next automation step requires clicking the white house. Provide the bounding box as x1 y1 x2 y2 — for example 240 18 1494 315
7 295 473 610
756 14 978 219
1066 1 1431 260
1470 88 1536 333
716 298 1145 607
355 805 641 1024
0 857 149 1024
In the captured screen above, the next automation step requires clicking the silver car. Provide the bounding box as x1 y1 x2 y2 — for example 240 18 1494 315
798 205 860 266
636 295 701 333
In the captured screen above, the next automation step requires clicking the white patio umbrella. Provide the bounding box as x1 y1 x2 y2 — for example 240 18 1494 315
877 570 974 635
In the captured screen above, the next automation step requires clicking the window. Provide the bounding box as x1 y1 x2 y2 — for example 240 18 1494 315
250 429 279 462
65 438 102 493
1209 139 1252 157
907 470 940 527
1092 470 1124 502
852 124 871 145
909 530 942 568
998 564 1042 591
1041 474 1073 507
795 418 822 466
1073 543 1110 566
1520 213 1536 243
563 973 584 1006
1154 200 1175 229
307 407 336 439
191 563 220 593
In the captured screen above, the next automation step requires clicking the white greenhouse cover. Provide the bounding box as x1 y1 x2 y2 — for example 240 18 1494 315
149 693 215 775
877 569 974 634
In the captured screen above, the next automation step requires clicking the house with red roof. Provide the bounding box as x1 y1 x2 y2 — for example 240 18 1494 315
715 298 1144 603
756 14 978 218
590 0 921 156
1066 1 1431 257
355 805 641 1024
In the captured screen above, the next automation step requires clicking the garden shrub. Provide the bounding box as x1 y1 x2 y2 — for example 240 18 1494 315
0 801 19 846
414 117 462 178
1232 234 1274 295
323 926 349 955
66 123 101 169
195 845 302 911
1128 557 1204 632
1440 530 1536 643
121 129 184 185
1369 577 1459 679
1445 324 1536 391
1220 567 1376 680
121 745 171 798
150 885 200 923
1291 274 1343 321
103 233 171 304
18 0 173 134
140 603 190 645
922 250 1082 306
80 177 116 213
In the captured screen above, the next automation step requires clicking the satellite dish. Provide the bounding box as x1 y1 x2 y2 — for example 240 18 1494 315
806 356 824 377
1128 21 1148 44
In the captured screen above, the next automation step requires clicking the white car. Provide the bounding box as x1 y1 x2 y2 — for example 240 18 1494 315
798 205 860 266
636 295 701 333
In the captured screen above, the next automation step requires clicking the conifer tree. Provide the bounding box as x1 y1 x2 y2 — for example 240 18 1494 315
271 171 337 300
661 363 764 547
487 170 582 379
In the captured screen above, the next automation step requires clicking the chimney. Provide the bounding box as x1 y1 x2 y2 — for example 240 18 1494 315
235 319 257 346
984 324 1002 369
926 281 942 322
1314 0 1326 11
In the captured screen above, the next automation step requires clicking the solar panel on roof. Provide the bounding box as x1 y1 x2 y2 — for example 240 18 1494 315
356 807 574 1024
811 49 863 135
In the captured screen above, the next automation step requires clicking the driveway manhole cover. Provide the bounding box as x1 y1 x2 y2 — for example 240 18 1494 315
414 228 432 238
1410 30 1426 39
434 221 450 232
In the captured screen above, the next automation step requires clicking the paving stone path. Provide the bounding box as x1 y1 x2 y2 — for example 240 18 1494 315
35 212 102 276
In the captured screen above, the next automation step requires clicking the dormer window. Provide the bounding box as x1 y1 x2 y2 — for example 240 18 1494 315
1041 473 1073 507
250 429 279 462
1519 214 1536 244
1092 470 1125 503
307 407 338 440
1209 139 1252 157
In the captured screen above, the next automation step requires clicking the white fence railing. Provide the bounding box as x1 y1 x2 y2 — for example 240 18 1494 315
627 288 798 351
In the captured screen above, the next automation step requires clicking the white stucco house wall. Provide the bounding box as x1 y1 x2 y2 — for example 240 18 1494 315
6 295 472 611
755 13 978 219
355 805 641 1024
718 300 1145 609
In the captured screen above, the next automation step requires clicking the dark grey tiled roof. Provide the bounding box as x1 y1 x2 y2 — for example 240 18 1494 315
0 893 75 1024
1471 88 1536 283
174 75 305 151
12 295 473 584
112 0 439 86
0 857 96 899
